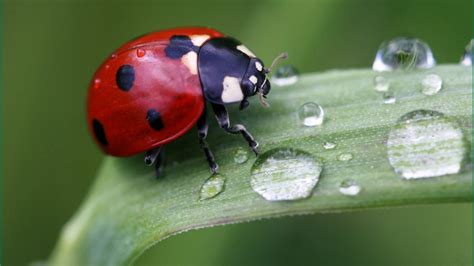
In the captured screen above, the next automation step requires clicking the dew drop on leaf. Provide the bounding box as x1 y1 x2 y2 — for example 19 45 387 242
373 75 390 92
421 74 443 96
250 148 323 201
337 152 353 161
323 142 336 150
271 65 299 86
382 91 396 104
199 174 226 200
298 102 324 127
372 37 436 71
339 179 361 196
387 110 467 179
460 39 472 66
233 147 249 164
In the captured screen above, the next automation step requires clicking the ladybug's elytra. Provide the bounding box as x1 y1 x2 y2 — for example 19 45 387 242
87 27 287 176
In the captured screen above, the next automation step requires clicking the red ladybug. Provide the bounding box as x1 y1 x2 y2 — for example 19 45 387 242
87 27 287 176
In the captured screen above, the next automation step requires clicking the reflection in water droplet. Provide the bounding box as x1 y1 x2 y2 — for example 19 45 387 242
93 78 101 89
272 65 299 86
234 148 249 164
298 102 324 127
339 179 361 196
323 142 336 150
199 174 226 200
460 40 473 66
136 49 146 58
372 37 436 71
382 92 396 104
374 75 390 92
250 148 323 201
387 110 467 179
421 74 443 95
337 153 353 161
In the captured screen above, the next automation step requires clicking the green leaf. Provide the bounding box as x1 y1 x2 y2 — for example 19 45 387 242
49 65 472 266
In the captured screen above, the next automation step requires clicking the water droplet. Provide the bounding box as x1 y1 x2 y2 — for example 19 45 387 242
339 179 361 196
373 75 390 92
421 74 443 95
233 147 249 164
272 65 299 86
298 102 324 127
104 64 110 70
387 110 467 179
110 53 117 59
460 40 472 66
199 174 226 200
93 78 101 89
372 37 436 71
382 92 396 104
250 148 323 201
337 153 353 161
136 48 146 58
323 142 336 150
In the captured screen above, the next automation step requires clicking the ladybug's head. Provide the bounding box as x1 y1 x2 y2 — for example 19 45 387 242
240 53 288 109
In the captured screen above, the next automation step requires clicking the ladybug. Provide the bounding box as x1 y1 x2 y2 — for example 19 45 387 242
87 27 287 176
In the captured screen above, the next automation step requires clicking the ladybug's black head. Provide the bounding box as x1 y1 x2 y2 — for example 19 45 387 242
240 53 288 109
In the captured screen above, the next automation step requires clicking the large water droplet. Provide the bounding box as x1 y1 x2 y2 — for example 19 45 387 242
337 152 353 161
250 148 323 201
199 174 226 200
233 147 249 164
136 48 146 58
382 92 396 104
373 75 390 92
421 74 443 95
272 65 299 86
323 142 336 150
372 37 436 71
460 39 472 66
339 179 361 196
387 110 467 179
298 102 324 127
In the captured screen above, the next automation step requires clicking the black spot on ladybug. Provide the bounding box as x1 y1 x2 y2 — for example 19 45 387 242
146 109 164 130
92 119 108 146
116 64 135 91
165 35 199 59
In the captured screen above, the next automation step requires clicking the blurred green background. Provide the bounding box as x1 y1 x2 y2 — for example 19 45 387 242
3 0 472 265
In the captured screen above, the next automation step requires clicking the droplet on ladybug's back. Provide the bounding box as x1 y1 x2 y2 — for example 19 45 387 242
93 78 101 89
136 49 146 58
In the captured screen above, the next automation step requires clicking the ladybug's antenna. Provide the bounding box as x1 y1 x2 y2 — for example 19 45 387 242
257 78 270 108
264 52 288 74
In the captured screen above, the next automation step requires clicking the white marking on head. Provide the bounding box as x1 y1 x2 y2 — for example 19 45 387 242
190 34 210 46
181 51 198 75
237 45 256 57
221 76 244 103
249 75 258 84
255 62 263 71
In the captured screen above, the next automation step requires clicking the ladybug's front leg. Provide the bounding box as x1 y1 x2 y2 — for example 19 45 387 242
197 108 218 174
144 146 164 178
211 103 259 155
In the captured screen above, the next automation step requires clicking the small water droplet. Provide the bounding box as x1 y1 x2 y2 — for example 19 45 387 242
323 142 336 150
337 153 353 161
272 65 299 86
136 48 146 58
339 179 361 196
298 102 324 127
110 53 117 59
460 39 472 66
372 37 436 71
104 64 110 70
387 110 467 179
199 174 226 200
250 148 323 201
233 147 249 164
93 78 101 89
373 75 390 92
382 91 396 104
421 74 443 95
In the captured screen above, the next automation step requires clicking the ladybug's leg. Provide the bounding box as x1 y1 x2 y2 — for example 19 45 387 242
211 103 259 155
197 109 218 174
145 146 164 178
